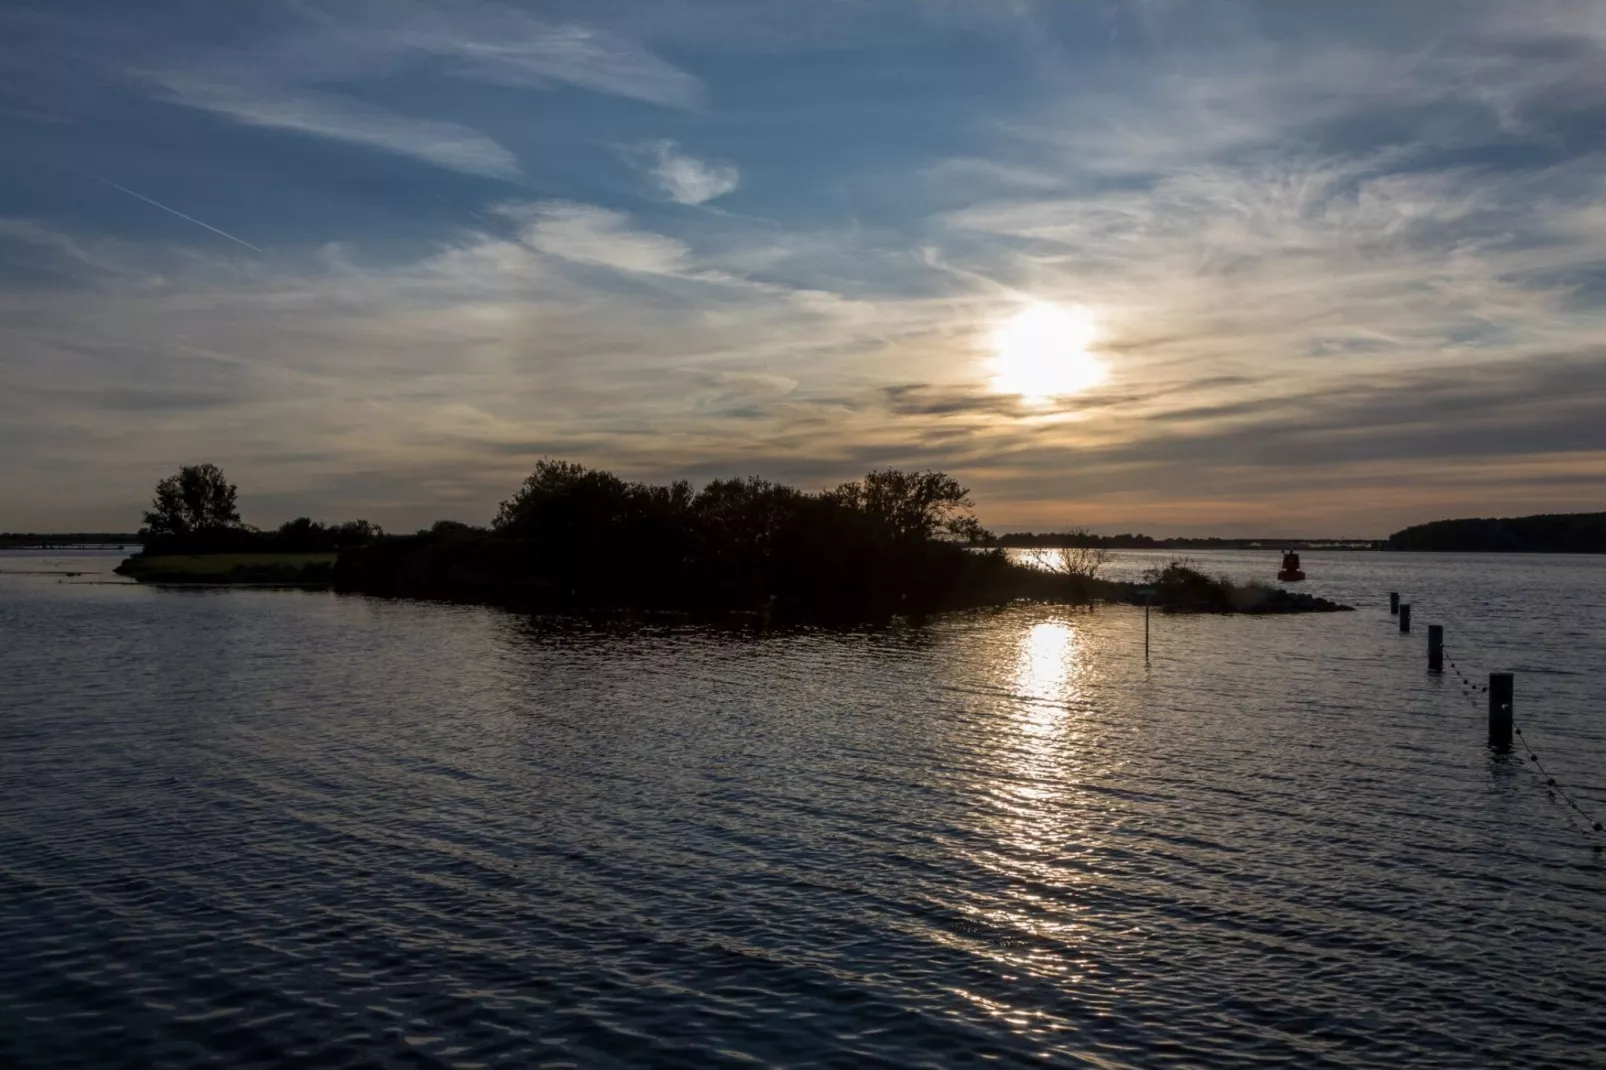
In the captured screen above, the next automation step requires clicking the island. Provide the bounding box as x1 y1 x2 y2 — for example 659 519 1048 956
114 461 1353 623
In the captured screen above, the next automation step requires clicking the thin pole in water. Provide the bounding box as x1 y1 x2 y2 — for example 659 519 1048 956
1390 592 1400 615
1427 624 1443 673
1145 593 1151 663
1489 672 1513 751
1399 603 1411 634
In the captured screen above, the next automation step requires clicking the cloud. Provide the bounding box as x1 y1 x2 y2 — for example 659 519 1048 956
631 140 741 204
410 17 706 108
941 147 1606 379
881 384 1029 419
8 1 1606 533
501 201 691 274
0 218 145 279
0 210 898 528
148 74 521 179
128 2 706 179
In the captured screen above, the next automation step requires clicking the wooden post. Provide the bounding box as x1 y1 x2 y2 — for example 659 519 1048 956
1390 591 1400 615
1427 624 1443 673
1398 603 1411 633
1137 585 1156 664
1488 672 1513 750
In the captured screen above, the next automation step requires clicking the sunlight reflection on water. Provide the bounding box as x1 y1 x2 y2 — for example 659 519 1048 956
1016 620 1080 715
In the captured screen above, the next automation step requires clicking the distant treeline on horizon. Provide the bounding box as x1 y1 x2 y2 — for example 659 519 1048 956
11 513 1603 556
1 532 141 548
1001 511 1605 553
996 533 1384 550
1383 512 1606 553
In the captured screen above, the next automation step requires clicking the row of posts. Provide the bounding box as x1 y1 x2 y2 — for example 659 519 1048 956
1390 590 1512 750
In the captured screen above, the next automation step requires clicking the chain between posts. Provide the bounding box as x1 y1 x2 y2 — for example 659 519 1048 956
1439 643 1604 849
1512 724 1605 840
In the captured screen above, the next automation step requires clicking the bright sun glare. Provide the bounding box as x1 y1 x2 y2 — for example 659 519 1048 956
990 303 1106 402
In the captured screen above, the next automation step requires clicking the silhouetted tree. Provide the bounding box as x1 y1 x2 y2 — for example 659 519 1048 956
143 463 241 537
276 517 327 550
826 469 988 544
328 519 382 547
272 517 381 551
492 460 631 542
1046 529 1113 580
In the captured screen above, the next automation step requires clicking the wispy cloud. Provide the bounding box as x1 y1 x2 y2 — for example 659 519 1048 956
133 2 706 179
149 74 521 180
405 15 706 109
629 140 740 204
12 177 1596 534
503 202 691 274
6 1 1606 532
0 209 889 529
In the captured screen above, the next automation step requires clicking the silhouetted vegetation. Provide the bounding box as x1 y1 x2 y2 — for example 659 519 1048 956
114 460 1352 617
332 462 1352 623
335 463 1013 624
143 463 241 537
137 520 384 557
1386 512 1606 553
131 463 384 557
1135 561 1350 614
270 517 384 552
115 553 336 585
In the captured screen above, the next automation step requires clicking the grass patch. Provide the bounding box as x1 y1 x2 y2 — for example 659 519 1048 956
115 553 335 585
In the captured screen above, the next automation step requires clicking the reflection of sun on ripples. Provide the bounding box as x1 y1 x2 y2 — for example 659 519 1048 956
1015 621 1080 736
1002 620 1089 796
953 617 1100 995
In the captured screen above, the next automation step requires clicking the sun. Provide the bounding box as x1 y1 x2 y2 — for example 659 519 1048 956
989 302 1106 402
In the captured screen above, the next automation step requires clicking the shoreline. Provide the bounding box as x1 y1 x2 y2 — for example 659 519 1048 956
110 547 1353 620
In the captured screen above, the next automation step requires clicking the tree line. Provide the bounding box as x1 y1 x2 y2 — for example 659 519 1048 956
132 460 1022 621
998 531 1383 550
131 461 1354 621
334 460 1019 624
1385 512 1606 553
2 533 142 548
139 462 382 555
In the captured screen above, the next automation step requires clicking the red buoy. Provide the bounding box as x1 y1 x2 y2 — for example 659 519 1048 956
1277 550 1305 582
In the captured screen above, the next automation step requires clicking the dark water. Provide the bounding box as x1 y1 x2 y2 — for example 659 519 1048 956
3 549 1603 1068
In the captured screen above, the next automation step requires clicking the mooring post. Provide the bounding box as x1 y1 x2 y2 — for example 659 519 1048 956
1488 672 1513 750
1389 591 1400 615
1136 585 1155 664
1398 603 1411 633
1427 624 1443 673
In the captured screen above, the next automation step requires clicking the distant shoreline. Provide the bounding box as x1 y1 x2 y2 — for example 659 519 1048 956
1 544 141 552
1000 510 1605 554
107 545 1353 619
998 536 1383 550
1 535 142 550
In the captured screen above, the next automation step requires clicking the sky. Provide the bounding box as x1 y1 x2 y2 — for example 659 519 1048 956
2 0 1604 536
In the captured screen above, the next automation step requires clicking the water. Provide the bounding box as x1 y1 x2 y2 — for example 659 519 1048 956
3 549 1603 1068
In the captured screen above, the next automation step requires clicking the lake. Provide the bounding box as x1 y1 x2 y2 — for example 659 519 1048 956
2 549 1603 1068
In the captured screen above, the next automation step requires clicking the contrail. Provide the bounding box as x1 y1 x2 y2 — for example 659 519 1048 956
71 166 263 252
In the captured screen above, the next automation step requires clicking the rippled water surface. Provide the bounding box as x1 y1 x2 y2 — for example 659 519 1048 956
3 549 1604 1068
